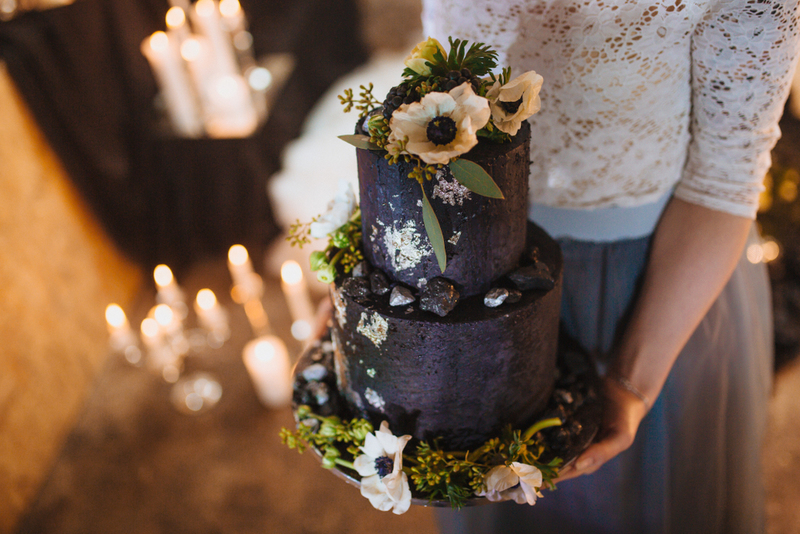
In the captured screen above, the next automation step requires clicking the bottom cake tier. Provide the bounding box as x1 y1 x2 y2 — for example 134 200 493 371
329 223 562 451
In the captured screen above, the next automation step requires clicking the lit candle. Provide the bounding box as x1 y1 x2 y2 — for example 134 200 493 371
190 0 240 79
140 31 203 137
105 304 138 351
242 335 292 408
219 0 245 35
194 288 230 341
204 73 258 138
280 260 316 341
153 264 187 318
227 245 262 301
142 315 182 383
166 6 191 43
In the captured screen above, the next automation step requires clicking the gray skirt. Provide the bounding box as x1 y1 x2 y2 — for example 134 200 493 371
436 225 773 534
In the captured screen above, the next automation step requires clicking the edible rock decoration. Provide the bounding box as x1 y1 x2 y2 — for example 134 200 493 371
342 277 371 300
508 261 555 291
352 261 371 278
484 288 509 308
506 289 523 304
419 277 460 317
369 271 391 295
389 285 415 306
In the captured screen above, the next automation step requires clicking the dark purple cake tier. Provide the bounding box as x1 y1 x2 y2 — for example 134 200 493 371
330 222 561 451
357 122 530 298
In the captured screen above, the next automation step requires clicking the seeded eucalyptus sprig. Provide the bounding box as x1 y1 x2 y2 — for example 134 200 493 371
339 84 382 118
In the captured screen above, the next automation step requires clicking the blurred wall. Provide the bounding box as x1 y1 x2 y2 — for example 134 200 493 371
0 63 142 534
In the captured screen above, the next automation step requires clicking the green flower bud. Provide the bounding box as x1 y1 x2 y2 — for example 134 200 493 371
321 456 337 469
367 114 385 136
319 417 341 437
350 419 374 442
332 232 349 249
309 251 328 272
323 446 341 459
316 264 337 284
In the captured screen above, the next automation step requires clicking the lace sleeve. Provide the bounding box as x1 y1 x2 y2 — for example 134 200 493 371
674 0 800 219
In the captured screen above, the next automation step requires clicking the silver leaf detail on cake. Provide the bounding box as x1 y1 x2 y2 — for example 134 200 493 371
448 231 461 246
433 170 471 206
364 387 386 411
484 288 510 308
357 311 389 347
382 220 432 271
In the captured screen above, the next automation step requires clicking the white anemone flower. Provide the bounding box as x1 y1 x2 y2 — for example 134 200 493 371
309 180 357 238
476 462 544 505
485 71 544 135
353 421 413 514
386 82 490 165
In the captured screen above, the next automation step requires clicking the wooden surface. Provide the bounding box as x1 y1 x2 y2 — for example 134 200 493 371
0 63 142 533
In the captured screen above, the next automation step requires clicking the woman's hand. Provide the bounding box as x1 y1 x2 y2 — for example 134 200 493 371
554 377 649 482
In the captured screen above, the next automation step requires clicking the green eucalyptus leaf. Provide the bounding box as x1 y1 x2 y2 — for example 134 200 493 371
338 134 381 151
420 185 447 273
450 159 505 199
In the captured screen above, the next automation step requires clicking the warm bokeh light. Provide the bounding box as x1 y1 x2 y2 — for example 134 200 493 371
219 0 241 18
141 318 160 338
194 0 215 17
105 304 127 328
778 180 798 203
196 289 217 310
165 6 186 29
149 31 169 52
254 338 276 362
291 320 312 341
154 264 174 287
281 260 304 285
247 67 272 90
181 37 201 61
763 240 780 262
747 243 765 264
228 244 249 266
154 304 174 326
215 75 239 99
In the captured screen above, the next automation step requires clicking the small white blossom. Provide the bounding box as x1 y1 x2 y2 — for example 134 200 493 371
353 421 412 514
486 71 544 135
386 83 490 165
310 180 357 238
476 462 544 505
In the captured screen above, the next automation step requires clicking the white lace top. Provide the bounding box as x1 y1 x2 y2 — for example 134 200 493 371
423 0 800 219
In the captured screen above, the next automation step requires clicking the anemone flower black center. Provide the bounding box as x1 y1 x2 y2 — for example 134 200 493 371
426 116 458 146
499 97 524 115
374 456 394 478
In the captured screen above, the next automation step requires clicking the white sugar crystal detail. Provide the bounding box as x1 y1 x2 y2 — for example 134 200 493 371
383 220 432 271
433 172 471 206
364 387 385 411
357 311 388 348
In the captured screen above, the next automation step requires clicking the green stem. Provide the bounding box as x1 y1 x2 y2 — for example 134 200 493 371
335 458 355 470
522 417 563 442
329 247 346 268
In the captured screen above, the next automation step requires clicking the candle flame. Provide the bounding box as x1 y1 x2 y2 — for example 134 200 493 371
154 264 174 287
105 304 127 328
219 0 241 18
195 0 215 17
165 6 186 29
154 304 174 326
141 318 160 338
228 244 249 266
181 37 201 61
254 339 276 362
149 31 169 52
247 67 272 91
281 260 304 285
196 289 217 310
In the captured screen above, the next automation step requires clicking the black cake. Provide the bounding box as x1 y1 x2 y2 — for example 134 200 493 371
330 122 563 451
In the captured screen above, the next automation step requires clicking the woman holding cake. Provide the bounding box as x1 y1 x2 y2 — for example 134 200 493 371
427 1 799 533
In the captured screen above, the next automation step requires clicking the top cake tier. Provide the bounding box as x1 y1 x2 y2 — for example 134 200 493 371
357 122 530 297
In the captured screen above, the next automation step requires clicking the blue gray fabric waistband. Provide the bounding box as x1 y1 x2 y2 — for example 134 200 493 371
528 191 673 242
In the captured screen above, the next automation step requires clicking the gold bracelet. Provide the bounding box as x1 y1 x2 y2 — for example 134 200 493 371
609 374 651 412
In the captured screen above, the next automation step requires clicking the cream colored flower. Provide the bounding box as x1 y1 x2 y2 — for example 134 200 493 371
404 37 446 76
353 421 413 514
309 180 357 238
476 462 544 505
386 82 490 165
486 71 544 135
